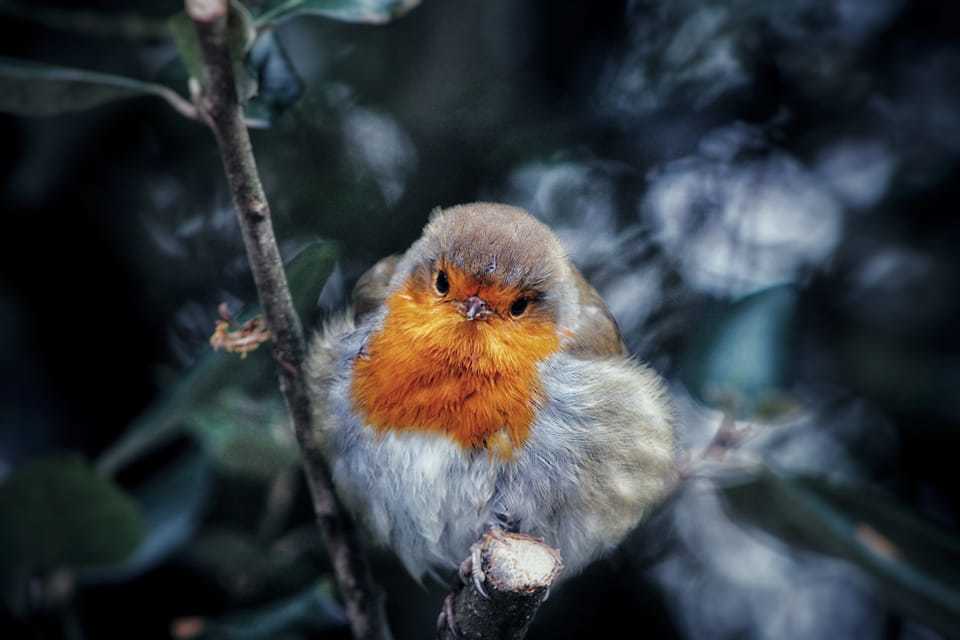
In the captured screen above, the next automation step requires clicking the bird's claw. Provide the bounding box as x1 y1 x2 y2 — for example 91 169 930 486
458 540 489 599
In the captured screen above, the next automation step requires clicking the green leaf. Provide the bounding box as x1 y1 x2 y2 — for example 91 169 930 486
196 580 346 639
0 454 146 607
720 468 960 637
0 56 194 118
286 240 339 324
188 392 298 480
79 441 213 585
183 527 330 604
681 284 799 419
254 0 421 27
96 241 338 476
167 13 204 84
184 529 273 597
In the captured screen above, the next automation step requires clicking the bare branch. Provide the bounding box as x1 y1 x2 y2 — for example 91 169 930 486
185 2 392 638
438 532 562 640
154 84 201 121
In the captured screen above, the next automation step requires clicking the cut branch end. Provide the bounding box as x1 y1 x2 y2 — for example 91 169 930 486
438 532 562 640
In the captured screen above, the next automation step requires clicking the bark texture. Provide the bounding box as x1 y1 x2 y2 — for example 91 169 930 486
185 2 391 638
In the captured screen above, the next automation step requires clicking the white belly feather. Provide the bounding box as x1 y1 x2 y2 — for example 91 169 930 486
308 315 676 581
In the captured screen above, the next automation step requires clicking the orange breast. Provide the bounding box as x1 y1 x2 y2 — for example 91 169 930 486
351 277 560 455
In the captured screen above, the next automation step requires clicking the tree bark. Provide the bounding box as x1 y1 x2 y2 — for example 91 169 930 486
184 2 391 638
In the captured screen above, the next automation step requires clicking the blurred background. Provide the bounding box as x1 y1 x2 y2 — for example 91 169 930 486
2 1 959 638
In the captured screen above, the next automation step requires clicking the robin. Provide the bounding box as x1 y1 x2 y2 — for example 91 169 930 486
307 202 676 589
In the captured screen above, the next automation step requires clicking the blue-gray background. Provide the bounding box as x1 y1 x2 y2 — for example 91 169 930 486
2 1 959 639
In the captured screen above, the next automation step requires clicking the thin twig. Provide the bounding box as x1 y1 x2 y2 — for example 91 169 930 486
153 84 202 121
703 410 750 461
184 1 391 638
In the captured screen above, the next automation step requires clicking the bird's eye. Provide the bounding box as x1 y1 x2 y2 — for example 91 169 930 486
435 270 450 295
509 297 529 318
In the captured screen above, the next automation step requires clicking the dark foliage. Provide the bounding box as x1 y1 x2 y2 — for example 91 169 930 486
1 1 959 638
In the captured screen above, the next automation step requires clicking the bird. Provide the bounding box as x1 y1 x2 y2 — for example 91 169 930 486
306 202 676 590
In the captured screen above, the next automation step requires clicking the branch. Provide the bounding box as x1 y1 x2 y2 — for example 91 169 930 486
184 2 392 639
152 83 201 122
437 532 563 640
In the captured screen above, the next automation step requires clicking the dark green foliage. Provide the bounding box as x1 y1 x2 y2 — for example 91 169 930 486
96 240 337 477
0 455 145 609
0 0 416 123
181 526 334 609
0 57 186 116
80 441 213 586
187 580 346 639
1 1 959 638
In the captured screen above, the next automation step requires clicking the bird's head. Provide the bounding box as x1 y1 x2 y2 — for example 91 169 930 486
352 203 580 451
384 203 579 370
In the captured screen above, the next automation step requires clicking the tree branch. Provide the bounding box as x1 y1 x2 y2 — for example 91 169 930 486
438 532 563 640
184 2 391 638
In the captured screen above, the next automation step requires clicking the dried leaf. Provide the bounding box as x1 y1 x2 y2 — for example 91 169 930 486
210 311 272 358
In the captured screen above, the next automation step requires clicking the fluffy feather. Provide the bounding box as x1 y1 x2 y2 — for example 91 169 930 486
305 203 677 579
352 264 561 451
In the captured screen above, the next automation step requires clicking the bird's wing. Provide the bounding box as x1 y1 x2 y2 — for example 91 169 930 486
351 254 401 322
562 265 628 357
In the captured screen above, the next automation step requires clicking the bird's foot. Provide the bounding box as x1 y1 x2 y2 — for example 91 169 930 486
458 538 488 598
436 592 460 638
458 524 514 598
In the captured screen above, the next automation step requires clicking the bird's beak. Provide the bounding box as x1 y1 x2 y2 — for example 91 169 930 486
459 295 492 321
